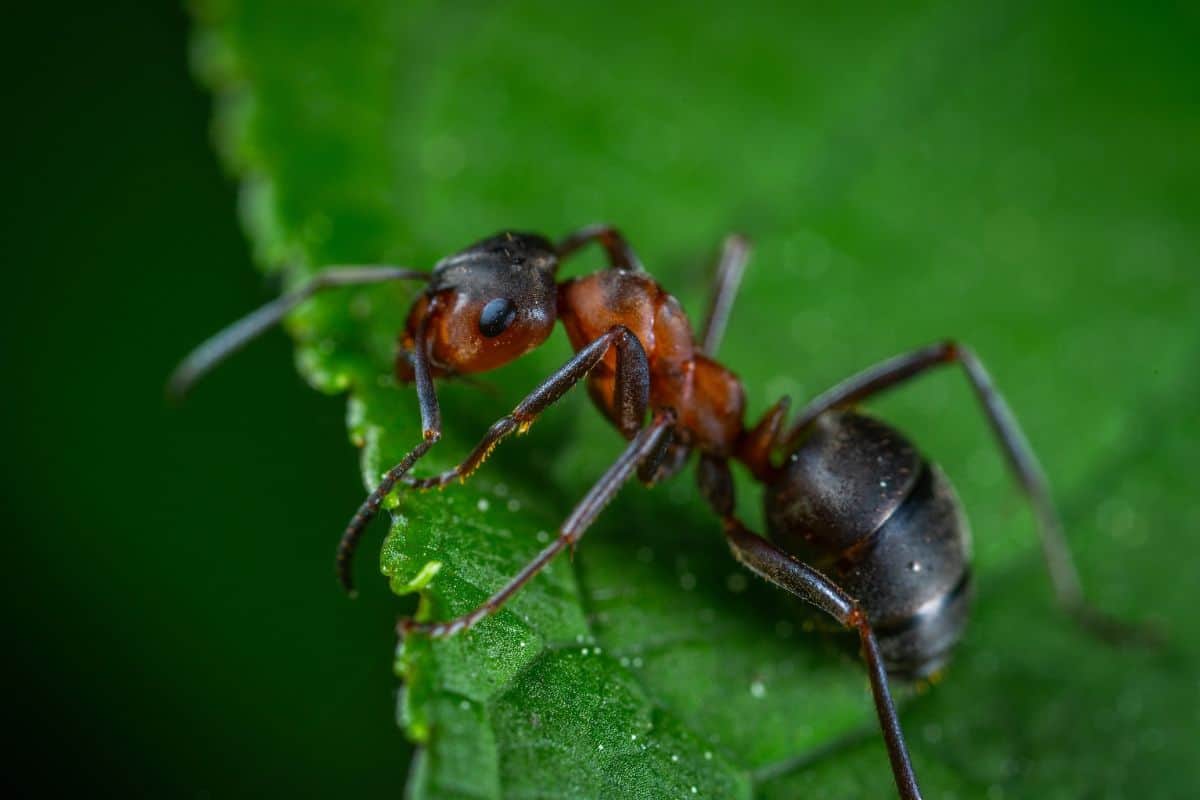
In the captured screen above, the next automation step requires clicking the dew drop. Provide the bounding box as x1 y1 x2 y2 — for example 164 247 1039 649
476 498 490 512
750 679 766 699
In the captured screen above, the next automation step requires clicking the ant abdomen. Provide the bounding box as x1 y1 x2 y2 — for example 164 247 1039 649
765 411 973 678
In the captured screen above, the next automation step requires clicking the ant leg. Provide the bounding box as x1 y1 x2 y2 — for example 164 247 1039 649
637 439 689 485
781 341 1155 644
698 456 922 800
556 224 645 271
699 457 921 798
734 396 791 482
698 233 752 356
168 265 428 399
726 517 923 800
399 410 675 638
337 305 443 594
405 324 650 491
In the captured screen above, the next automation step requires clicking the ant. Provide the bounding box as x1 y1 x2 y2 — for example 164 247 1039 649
172 225 1151 800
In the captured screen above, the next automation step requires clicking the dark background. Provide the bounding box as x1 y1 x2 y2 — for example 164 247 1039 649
6 2 409 795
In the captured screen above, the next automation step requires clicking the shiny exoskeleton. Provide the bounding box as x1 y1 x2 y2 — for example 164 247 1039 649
767 411 972 679
173 226 1147 800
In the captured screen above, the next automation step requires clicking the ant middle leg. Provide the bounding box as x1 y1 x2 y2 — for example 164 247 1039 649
697 456 922 800
780 340 1156 644
399 410 676 638
555 224 645 272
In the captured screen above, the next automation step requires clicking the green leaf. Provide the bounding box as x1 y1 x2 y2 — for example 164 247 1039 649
193 1 1200 797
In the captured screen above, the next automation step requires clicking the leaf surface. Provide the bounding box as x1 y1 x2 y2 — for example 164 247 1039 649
194 1 1200 796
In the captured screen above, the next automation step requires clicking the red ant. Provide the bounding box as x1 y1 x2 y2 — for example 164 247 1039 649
172 225 1150 800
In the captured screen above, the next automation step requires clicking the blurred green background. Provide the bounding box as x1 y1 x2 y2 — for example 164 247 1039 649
6 2 409 795
6 1 1198 797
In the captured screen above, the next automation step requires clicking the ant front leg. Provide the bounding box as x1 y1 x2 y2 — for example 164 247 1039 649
556 224 645 272
781 341 1157 645
337 305 444 593
345 323 649 591
695 456 922 800
400 410 675 638
404 324 650 491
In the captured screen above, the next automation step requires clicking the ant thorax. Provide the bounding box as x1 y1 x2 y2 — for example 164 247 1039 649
558 269 746 457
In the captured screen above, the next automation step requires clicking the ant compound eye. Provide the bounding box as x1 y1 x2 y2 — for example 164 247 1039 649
478 297 518 337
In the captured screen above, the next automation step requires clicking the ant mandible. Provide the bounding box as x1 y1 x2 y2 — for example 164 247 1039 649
172 225 1148 800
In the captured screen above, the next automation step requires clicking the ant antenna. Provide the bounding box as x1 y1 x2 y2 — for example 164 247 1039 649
168 265 429 400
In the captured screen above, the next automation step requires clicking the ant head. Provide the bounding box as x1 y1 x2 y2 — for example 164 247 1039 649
400 232 559 377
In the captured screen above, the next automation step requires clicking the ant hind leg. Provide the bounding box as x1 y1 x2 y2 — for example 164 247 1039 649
781 340 1159 646
696 456 922 799
724 515 923 800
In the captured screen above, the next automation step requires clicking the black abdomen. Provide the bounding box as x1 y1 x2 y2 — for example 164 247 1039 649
764 411 972 678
